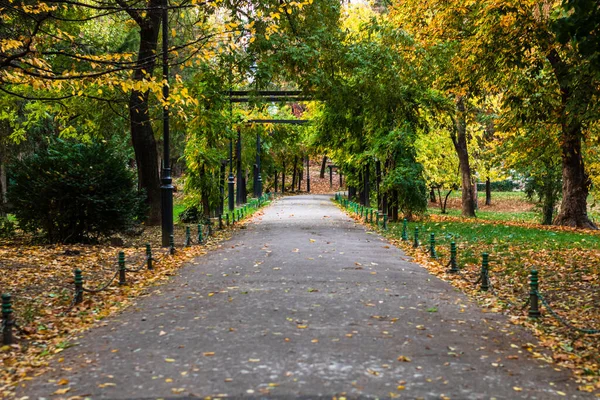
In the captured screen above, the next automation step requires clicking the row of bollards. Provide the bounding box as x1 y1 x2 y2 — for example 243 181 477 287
335 194 545 321
0 194 276 345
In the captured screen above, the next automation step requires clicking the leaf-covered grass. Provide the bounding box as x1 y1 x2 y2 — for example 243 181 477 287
429 207 540 223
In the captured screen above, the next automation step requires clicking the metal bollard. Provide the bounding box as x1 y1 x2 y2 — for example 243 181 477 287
480 253 490 291
197 224 203 244
528 269 541 318
226 213 230 227
370 209 374 223
375 211 380 226
185 226 191 247
74 268 83 303
146 244 153 270
383 213 388 230
413 227 419 248
2 293 13 345
429 233 437 259
449 242 458 273
364 209 369 223
401 218 408 241
169 235 175 255
118 251 126 285
207 221 213 237
219 215 223 230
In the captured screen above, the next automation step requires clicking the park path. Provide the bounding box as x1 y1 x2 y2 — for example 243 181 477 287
19 195 583 399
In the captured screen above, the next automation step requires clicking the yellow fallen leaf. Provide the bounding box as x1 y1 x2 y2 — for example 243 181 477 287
309 239 316 243
297 325 308 329
57 378 69 385
248 358 260 362
172 388 185 394
268 383 279 387
203 352 215 356
513 387 523 392
397 385 405 390
98 383 116 388
53 387 71 395
165 378 173 383
311 339 319 343
165 358 176 362
397 355 411 362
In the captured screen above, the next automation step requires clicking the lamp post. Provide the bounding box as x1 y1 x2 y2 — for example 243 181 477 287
160 0 174 247
228 139 235 211
256 132 262 197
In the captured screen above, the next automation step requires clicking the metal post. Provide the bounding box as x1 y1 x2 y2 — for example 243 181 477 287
449 242 458 273
185 226 191 247
228 139 235 212
118 251 126 285
169 234 175 255
256 132 263 197
218 214 223 230
413 227 419 248
383 213 388 230
160 0 174 247
429 233 437 259
528 269 541 318
375 211 379 226
2 294 13 345
74 269 83 303
146 244 153 270
480 253 489 291
197 224 203 244
401 218 408 241
236 128 242 206
220 160 226 215
306 156 310 193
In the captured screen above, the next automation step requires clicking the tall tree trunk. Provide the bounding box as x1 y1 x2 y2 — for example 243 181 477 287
485 177 491 206
430 187 436 203
126 2 162 225
547 50 596 228
274 171 279 193
320 155 327 179
554 123 596 228
200 164 210 218
451 96 476 217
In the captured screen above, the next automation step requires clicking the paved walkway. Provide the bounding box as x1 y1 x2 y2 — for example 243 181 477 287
19 195 583 399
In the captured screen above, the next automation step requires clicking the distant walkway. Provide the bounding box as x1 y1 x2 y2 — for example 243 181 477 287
19 195 581 399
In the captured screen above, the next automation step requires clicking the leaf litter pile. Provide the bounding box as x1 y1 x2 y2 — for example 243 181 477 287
0 214 259 397
344 206 600 395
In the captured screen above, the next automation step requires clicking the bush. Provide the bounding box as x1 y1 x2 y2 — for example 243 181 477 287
178 206 200 223
8 139 145 243
476 180 519 192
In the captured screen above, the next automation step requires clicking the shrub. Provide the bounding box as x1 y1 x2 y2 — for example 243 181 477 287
8 139 145 243
178 206 200 223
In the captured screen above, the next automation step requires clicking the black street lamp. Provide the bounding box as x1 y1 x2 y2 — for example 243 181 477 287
256 132 262 198
228 139 235 211
161 0 174 247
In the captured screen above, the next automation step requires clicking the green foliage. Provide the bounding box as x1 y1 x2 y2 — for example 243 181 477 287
476 180 519 192
179 206 201 224
0 218 16 238
8 139 145 243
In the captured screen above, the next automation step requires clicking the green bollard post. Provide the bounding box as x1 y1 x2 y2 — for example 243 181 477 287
413 227 419 248
429 233 437 259
197 224 203 244
449 242 458 273
383 213 388 230
364 208 369 223
218 215 223 230
169 234 175 255
185 226 191 247
226 213 230 227
528 269 541 318
375 211 380 227
480 253 490 291
2 293 13 345
74 269 83 303
370 209 374 223
401 218 408 241
146 244 153 270
207 220 213 237
118 251 126 285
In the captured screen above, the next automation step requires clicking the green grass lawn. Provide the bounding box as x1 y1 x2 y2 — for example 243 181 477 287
389 218 600 267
